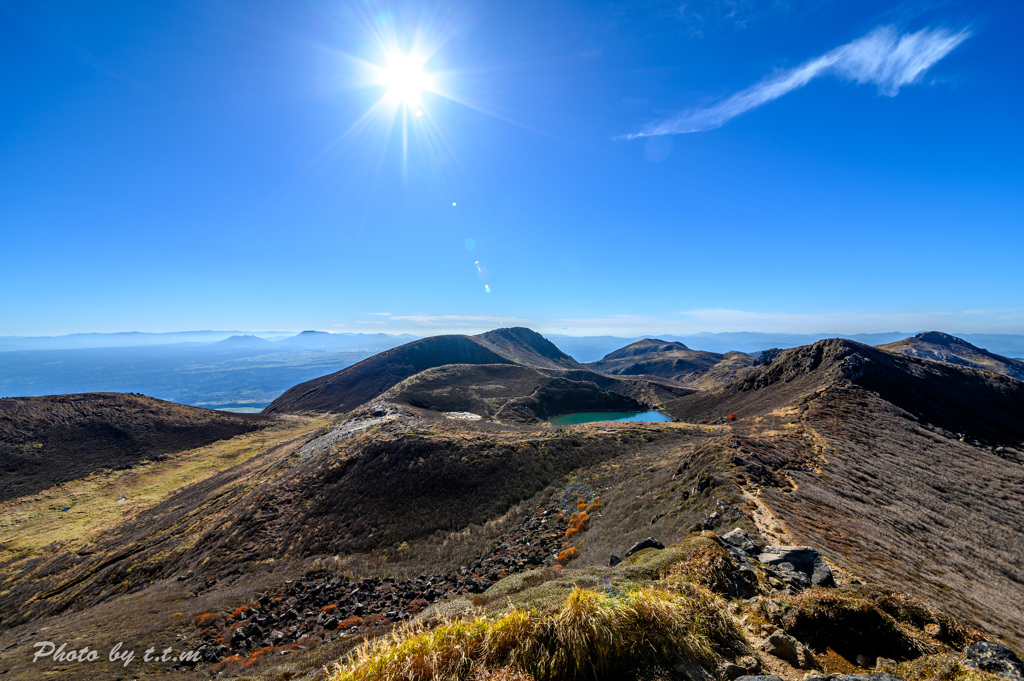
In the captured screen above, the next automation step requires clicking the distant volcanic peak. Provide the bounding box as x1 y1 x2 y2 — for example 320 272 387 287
913 331 977 349
601 338 690 361
218 334 270 345
297 330 330 336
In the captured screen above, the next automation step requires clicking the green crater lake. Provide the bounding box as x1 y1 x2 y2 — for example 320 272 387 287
546 411 672 426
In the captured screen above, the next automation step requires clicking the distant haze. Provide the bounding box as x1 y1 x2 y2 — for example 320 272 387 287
2 329 1022 410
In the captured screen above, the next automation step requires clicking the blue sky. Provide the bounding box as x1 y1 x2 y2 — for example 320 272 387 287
2 0 1022 337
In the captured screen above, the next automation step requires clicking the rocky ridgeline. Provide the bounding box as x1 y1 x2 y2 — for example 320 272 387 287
188 506 570 664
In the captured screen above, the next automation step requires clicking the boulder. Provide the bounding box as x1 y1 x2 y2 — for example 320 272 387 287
760 630 816 669
963 642 1024 681
609 554 622 567
721 528 759 555
761 630 801 666
624 537 665 558
757 545 835 588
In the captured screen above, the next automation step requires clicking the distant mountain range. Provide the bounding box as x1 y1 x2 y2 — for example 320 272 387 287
0 330 418 352
1 328 1022 410
547 331 1024 361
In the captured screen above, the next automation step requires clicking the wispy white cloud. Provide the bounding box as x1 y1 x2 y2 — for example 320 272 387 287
628 24 969 138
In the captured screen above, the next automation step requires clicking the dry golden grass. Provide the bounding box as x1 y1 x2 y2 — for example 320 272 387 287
329 583 745 681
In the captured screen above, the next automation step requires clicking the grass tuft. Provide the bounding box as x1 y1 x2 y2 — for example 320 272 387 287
329 583 744 681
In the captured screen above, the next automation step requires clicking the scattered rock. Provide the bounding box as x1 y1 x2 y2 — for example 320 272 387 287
761 630 801 666
963 641 1024 681
736 676 784 681
721 528 759 555
738 655 761 674
757 545 835 588
188 503 573 662
719 662 748 680
624 537 665 558
609 554 622 567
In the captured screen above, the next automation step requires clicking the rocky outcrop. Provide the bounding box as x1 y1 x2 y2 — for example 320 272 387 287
964 641 1024 681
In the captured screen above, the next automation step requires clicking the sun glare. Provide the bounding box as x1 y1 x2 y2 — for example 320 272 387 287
380 53 431 106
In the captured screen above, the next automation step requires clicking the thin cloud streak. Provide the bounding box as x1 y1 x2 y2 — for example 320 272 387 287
628 24 969 138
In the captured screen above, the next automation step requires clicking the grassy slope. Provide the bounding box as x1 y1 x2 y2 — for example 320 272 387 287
0 393 272 501
0 416 329 627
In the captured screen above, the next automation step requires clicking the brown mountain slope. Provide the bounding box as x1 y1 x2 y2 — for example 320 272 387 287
0 393 270 502
264 334 514 414
381 363 691 421
473 326 584 370
666 338 1024 649
265 328 605 415
586 338 757 389
0 406 702 631
881 330 1024 380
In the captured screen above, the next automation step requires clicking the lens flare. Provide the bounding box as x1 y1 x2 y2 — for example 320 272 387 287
379 53 432 106
560 483 595 514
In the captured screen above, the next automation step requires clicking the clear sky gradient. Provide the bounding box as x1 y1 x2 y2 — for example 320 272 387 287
2 0 1021 337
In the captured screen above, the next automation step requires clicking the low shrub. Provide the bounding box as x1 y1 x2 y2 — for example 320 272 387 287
565 512 589 539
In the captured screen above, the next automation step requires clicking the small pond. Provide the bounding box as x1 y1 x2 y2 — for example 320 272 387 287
546 410 672 426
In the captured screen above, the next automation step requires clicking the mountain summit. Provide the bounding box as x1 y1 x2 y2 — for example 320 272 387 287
881 331 1024 380
264 328 597 415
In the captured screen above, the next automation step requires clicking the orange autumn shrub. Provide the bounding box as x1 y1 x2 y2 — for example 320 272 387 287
212 654 243 672
196 612 220 627
565 511 590 538
557 546 579 564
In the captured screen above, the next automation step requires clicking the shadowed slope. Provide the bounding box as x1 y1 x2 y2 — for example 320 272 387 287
881 331 1024 381
0 393 270 502
382 364 690 421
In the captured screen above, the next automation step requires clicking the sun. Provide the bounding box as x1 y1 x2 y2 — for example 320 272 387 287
379 53 432 106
